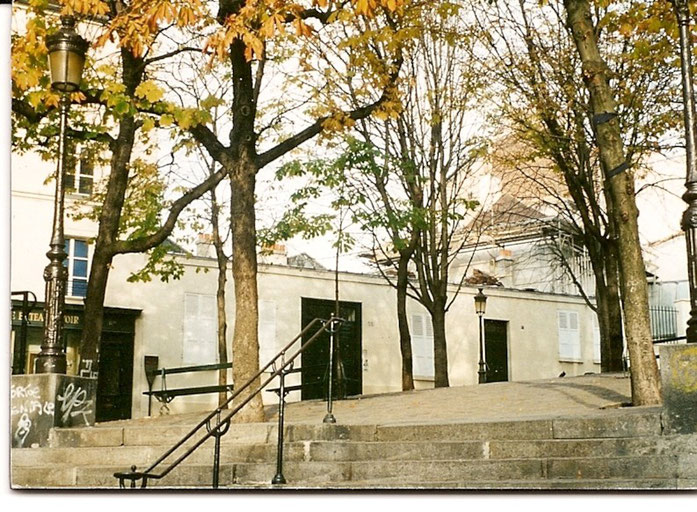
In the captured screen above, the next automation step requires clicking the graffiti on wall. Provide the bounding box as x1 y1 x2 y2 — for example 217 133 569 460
57 382 93 425
10 383 55 448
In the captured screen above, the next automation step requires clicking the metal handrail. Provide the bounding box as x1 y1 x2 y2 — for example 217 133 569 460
114 316 343 489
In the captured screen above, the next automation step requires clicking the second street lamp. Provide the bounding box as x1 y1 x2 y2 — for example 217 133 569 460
35 16 89 374
474 288 487 384
671 0 697 344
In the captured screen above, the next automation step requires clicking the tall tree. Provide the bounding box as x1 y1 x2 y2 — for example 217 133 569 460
266 139 422 390
563 0 661 404
12 0 226 378
472 0 680 374
98 0 417 419
377 17 485 387
271 11 487 388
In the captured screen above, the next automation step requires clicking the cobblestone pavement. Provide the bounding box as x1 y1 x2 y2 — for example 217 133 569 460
274 373 633 425
100 373 633 428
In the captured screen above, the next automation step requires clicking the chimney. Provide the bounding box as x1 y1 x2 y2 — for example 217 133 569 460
259 243 287 265
196 233 214 258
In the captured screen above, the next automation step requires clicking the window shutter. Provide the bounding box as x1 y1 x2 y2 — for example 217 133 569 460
411 313 434 379
183 293 217 364
592 314 601 363
558 310 581 361
258 300 278 366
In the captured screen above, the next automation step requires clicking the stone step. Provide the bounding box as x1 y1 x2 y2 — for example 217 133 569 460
13 451 688 489
375 410 662 442
305 478 683 490
48 422 379 448
48 408 662 449
15 434 679 471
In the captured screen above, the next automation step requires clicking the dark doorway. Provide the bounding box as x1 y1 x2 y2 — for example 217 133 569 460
300 298 362 400
10 301 139 422
485 319 509 382
96 331 135 422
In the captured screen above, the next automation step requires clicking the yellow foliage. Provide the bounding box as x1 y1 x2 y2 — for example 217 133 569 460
135 81 164 103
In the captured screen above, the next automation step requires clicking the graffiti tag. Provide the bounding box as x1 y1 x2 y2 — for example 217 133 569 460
79 359 98 378
13 413 32 448
57 383 93 425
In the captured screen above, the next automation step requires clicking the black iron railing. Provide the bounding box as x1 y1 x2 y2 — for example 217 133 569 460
114 316 343 489
649 305 681 342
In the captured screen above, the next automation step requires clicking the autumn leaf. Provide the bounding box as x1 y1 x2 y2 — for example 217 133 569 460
135 81 164 103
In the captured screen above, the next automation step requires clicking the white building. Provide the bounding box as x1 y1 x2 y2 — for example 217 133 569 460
10 143 605 422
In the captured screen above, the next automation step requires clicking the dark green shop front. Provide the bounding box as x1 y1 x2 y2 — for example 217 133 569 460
11 301 140 422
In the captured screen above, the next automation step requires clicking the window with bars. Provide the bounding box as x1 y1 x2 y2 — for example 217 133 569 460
557 310 582 362
63 238 89 298
410 313 434 379
66 154 94 196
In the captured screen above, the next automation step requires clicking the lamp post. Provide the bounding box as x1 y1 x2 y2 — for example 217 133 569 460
34 16 88 374
671 0 697 344
474 288 487 384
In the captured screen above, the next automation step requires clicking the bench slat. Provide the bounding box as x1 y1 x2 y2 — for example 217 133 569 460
144 384 234 398
147 362 232 377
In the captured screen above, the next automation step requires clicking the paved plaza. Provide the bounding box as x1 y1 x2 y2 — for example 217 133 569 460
99 373 634 429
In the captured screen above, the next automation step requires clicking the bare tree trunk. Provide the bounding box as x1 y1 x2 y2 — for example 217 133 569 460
604 237 625 372
228 154 263 421
431 301 449 388
396 249 415 391
78 49 143 376
564 0 660 405
210 187 229 408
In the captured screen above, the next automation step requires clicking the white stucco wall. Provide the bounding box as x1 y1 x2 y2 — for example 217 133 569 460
100 252 600 419
11 150 101 300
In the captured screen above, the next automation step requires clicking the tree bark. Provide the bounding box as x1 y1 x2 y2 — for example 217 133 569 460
78 48 143 376
604 233 625 372
564 0 661 405
210 187 229 408
396 249 415 391
227 155 264 421
431 300 449 388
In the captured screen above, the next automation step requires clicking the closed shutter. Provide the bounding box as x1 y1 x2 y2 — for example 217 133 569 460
592 314 601 363
558 310 581 361
183 293 217 364
411 313 434 379
258 300 278 366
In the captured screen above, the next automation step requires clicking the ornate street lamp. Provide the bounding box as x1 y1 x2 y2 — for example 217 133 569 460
671 0 697 344
474 288 487 383
34 16 89 374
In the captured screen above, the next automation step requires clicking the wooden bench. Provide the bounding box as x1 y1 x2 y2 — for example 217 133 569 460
143 355 233 415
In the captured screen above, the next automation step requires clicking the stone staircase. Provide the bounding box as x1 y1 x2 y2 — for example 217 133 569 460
11 406 697 490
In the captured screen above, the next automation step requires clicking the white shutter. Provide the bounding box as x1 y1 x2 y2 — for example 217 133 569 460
411 313 434 379
558 310 581 361
183 293 217 364
258 300 278 366
592 314 601 363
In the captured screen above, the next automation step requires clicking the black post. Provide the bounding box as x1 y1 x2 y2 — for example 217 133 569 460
205 409 230 489
35 96 70 374
212 410 222 489
323 319 337 424
477 313 487 384
673 0 697 343
272 362 287 485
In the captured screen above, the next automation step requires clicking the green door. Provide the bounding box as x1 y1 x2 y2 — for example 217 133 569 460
95 332 134 422
484 319 509 382
300 298 362 400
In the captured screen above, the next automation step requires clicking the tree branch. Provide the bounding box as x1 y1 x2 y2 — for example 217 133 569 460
255 56 403 168
111 165 227 255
